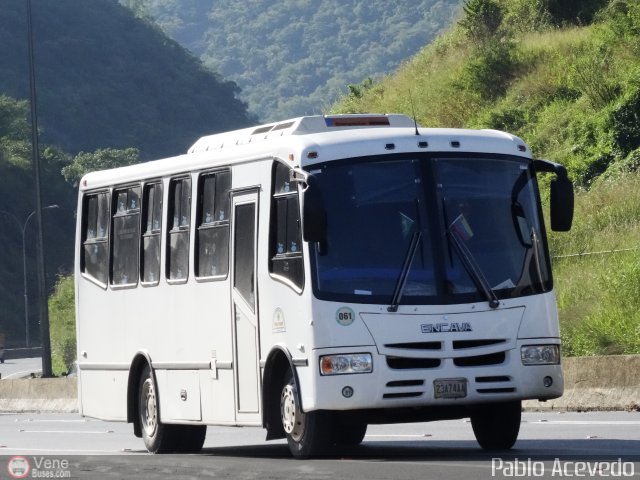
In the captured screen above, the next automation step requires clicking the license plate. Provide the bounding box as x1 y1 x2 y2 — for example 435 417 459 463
434 378 467 399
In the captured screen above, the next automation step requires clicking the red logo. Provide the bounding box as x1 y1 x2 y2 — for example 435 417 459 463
7 456 31 479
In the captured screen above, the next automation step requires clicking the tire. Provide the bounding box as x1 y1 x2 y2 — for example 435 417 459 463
471 400 521 450
333 417 367 446
280 372 332 458
173 424 207 453
138 364 176 453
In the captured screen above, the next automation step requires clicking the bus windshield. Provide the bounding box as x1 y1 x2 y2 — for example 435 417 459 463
308 153 551 306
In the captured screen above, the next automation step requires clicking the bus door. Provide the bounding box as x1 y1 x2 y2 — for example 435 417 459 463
231 190 261 421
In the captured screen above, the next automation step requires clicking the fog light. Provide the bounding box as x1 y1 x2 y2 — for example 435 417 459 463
342 386 354 398
543 376 553 387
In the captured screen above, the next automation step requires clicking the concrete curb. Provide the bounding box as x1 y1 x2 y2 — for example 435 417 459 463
0 377 77 413
0 355 638 413
523 354 640 412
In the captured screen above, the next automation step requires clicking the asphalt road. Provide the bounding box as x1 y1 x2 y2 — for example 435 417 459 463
0 356 42 380
0 411 638 479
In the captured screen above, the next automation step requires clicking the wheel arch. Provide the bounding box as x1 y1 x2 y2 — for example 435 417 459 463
262 345 300 440
127 351 154 438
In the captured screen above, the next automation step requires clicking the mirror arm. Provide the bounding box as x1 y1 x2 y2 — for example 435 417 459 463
289 168 309 190
533 159 569 180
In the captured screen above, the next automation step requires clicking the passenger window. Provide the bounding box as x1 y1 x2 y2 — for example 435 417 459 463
81 191 110 285
195 170 231 278
167 177 191 281
141 182 163 285
270 162 303 289
111 186 141 286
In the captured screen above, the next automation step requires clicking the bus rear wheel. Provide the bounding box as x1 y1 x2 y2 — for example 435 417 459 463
138 365 175 453
471 400 521 450
173 424 207 453
280 372 332 458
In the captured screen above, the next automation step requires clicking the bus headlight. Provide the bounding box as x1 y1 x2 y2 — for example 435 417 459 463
521 345 560 365
320 353 373 375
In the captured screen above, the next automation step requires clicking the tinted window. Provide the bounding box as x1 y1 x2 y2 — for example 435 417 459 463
270 162 303 289
141 182 163 284
167 177 191 281
111 186 141 286
82 192 110 285
196 171 231 278
234 203 256 308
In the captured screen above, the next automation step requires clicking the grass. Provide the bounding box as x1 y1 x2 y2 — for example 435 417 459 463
331 1 640 355
550 172 640 356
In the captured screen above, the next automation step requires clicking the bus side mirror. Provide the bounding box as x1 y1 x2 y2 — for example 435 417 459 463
302 175 327 243
534 159 574 232
550 177 574 232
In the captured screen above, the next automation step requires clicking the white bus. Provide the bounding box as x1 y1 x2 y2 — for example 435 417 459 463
75 114 573 457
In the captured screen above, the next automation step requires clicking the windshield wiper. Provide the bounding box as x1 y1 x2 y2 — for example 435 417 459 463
447 228 500 309
388 230 422 313
530 227 547 293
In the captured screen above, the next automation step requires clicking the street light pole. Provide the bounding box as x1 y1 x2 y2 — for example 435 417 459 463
26 0 55 378
0 205 59 349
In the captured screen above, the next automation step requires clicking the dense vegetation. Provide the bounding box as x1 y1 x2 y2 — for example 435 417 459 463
6 0 639 369
332 0 640 355
121 0 462 122
0 0 254 358
0 0 254 160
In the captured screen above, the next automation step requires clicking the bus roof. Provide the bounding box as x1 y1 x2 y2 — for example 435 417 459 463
187 114 417 154
79 114 531 191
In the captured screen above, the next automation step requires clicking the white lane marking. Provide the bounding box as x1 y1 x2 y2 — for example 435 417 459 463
19 430 114 434
14 418 95 423
365 434 432 438
2 369 42 379
534 421 640 425
0 447 145 455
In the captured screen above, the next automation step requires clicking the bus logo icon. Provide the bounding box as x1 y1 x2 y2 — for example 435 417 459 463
7 456 31 479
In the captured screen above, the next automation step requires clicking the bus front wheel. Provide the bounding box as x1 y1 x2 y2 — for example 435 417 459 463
471 400 521 450
280 372 331 458
333 417 367 446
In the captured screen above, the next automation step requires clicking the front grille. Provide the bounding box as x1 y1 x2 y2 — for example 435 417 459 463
477 387 516 394
387 356 441 370
476 376 511 383
453 351 505 367
382 392 423 399
453 339 506 349
385 341 442 350
386 380 425 387
474 375 515 394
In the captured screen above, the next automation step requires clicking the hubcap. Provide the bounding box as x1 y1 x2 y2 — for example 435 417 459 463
141 378 157 437
281 381 305 442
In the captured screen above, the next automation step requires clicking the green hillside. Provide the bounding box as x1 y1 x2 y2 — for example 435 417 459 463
0 0 254 349
0 0 254 160
332 0 640 355
121 0 462 122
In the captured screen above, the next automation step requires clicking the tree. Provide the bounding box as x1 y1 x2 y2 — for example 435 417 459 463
62 147 140 187
48 275 75 375
460 0 503 41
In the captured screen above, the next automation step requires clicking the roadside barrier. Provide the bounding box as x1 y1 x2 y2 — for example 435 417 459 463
0 355 638 413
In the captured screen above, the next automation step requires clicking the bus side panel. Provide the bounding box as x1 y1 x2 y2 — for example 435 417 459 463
199 369 236 424
79 369 128 421
156 370 201 422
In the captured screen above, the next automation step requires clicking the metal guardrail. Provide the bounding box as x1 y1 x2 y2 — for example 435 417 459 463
1 347 42 361
553 246 639 259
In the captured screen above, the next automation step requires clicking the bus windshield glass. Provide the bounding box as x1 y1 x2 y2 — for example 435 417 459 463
308 153 551 305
